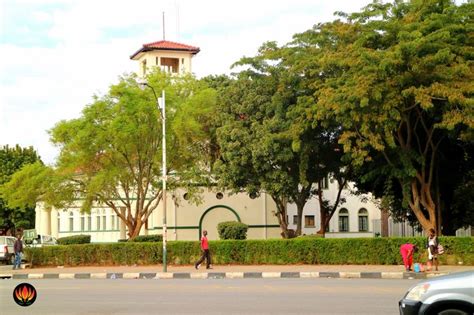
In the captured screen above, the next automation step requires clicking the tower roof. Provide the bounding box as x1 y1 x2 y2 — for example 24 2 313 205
130 40 200 60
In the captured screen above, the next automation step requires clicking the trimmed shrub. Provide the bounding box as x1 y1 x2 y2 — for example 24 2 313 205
217 221 248 240
57 235 91 245
24 236 474 267
128 235 163 242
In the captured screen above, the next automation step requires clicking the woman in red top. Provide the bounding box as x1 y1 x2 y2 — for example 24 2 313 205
195 230 212 269
400 243 417 271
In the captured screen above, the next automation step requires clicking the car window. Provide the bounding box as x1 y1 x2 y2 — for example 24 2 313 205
43 235 53 243
0 236 5 244
7 238 15 246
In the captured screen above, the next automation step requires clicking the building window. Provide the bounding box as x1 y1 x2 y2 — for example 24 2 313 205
57 217 61 232
216 192 223 199
116 215 119 230
142 59 147 75
156 57 159 65
81 216 85 231
319 176 329 190
181 58 184 64
96 215 100 231
111 214 115 230
293 215 298 225
69 212 74 231
160 57 179 73
338 208 349 232
305 215 315 227
87 215 91 231
358 208 369 232
102 215 106 230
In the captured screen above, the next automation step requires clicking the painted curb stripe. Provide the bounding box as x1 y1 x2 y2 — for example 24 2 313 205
28 273 44 279
319 272 340 278
91 273 107 279
123 273 140 279
300 272 319 278
243 272 262 278
381 272 403 279
139 273 157 279
1 271 455 280
262 272 281 278
208 272 226 279
225 272 244 279
281 272 300 278
340 272 361 278
190 273 208 279
155 272 173 279
173 273 190 279
360 272 382 279
59 273 75 279
106 273 123 279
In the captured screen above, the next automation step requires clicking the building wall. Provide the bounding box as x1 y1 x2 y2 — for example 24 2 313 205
36 189 281 242
136 51 194 77
286 179 381 236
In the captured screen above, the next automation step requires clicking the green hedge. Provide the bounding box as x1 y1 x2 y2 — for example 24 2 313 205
128 235 163 242
217 221 248 240
57 235 91 245
24 236 474 267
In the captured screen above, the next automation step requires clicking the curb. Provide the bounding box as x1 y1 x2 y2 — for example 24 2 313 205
0 271 449 280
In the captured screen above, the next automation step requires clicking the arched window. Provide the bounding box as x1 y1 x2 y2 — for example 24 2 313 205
338 208 349 232
358 208 369 232
69 211 74 232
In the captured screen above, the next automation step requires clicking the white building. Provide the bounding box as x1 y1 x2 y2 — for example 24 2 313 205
35 39 384 242
287 179 381 238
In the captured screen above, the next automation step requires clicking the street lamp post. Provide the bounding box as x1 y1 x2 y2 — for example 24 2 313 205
140 81 167 272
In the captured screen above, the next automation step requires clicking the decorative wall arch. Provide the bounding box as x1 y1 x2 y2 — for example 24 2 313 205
198 205 241 239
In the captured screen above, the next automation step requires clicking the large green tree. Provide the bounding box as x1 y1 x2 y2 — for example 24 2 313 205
1 70 217 239
309 0 473 233
214 43 351 237
0 145 41 234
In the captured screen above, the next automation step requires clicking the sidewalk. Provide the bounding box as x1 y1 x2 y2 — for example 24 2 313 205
1 264 472 280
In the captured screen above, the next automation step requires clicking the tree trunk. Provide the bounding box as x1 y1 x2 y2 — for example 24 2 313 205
381 207 389 237
408 178 437 233
295 202 304 236
271 196 294 239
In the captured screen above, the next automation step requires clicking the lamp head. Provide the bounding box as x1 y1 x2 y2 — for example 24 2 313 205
137 78 148 90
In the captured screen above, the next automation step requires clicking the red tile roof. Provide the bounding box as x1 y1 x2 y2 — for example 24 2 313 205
130 40 200 60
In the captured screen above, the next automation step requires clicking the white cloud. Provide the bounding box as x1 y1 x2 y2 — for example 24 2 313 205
0 0 370 165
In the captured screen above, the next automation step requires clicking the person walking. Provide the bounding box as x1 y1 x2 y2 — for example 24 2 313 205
400 243 417 271
195 230 212 270
13 234 23 270
426 228 439 271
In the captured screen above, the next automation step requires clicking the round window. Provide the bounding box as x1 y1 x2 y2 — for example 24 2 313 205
216 192 224 199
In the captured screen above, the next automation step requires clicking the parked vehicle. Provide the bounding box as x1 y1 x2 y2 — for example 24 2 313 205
27 234 58 247
0 236 16 265
399 271 474 315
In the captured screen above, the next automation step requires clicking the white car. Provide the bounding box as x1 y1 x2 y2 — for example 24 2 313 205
29 234 57 247
0 236 17 265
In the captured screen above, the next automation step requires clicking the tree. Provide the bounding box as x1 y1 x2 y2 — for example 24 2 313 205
214 42 352 237
311 0 473 233
0 145 41 234
2 70 217 239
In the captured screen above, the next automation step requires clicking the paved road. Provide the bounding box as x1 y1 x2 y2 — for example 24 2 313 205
0 278 416 314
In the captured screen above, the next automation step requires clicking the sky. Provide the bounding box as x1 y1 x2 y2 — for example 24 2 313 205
1 0 375 165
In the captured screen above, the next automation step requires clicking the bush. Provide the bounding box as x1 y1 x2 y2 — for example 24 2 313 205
217 221 248 240
128 235 163 242
24 236 473 267
57 235 91 245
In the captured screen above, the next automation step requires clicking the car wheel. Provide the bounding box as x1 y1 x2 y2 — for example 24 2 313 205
437 307 470 315
9 254 15 265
